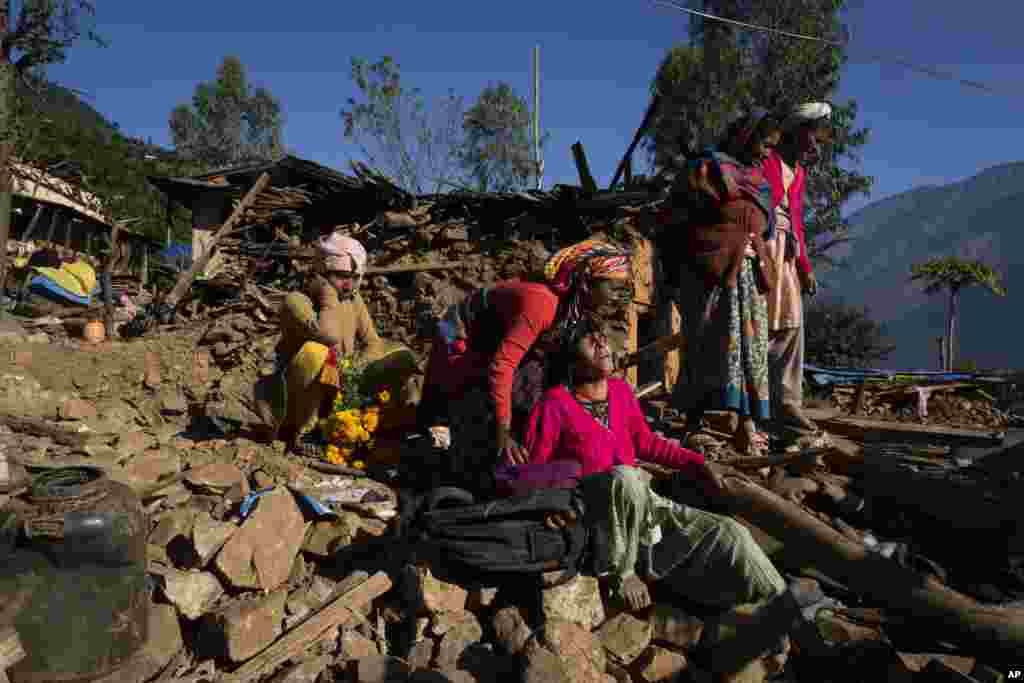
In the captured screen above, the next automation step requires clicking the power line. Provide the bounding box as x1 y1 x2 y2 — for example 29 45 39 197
650 0 1011 97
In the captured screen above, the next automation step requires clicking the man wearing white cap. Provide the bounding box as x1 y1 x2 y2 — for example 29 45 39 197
760 102 831 444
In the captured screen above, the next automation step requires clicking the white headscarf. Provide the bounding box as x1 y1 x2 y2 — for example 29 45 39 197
783 102 832 130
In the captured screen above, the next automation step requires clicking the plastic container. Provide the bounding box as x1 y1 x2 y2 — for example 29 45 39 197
1 466 148 682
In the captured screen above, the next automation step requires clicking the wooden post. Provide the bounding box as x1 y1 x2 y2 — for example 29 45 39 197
721 477 1024 660
164 172 269 308
20 205 44 242
63 216 72 248
103 221 122 339
140 245 149 291
571 141 598 193
853 382 868 415
45 208 59 244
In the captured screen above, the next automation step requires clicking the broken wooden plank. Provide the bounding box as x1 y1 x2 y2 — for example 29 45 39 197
164 172 271 308
222 571 392 683
618 331 685 370
363 261 467 276
0 412 91 447
721 476 1024 660
571 141 598 194
609 93 660 190
635 381 663 399
818 415 1004 448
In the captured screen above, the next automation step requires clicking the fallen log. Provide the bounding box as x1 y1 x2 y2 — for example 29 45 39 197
817 415 1004 448
222 571 392 683
720 476 1024 660
0 412 91 447
164 172 271 308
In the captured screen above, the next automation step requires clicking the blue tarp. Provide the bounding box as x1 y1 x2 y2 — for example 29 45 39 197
805 364 999 386
157 243 192 273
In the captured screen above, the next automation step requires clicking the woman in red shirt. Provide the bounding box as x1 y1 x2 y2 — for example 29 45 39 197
418 240 632 491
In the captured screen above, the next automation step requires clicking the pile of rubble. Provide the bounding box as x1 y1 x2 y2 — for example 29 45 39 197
827 381 1013 430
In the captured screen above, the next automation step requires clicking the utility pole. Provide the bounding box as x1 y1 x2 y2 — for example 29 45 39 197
532 45 543 190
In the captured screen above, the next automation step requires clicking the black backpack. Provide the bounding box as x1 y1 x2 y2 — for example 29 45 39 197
400 486 590 586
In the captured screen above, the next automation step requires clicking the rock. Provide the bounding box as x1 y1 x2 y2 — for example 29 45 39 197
91 604 183 683
270 655 332 683
185 462 245 494
631 646 688 683
541 574 605 630
302 513 362 559
0 319 26 343
149 507 199 547
190 511 237 566
406 564 469 615
522 640 569 683
161 392 188 415
115 430 151 457
649 605 703 650
408 639 436 670
492 606 532 656
59 398 97 421
434 613 483 670
206 589 287 664
123 450 181 485
214 487 308 591
542 618 606 683
597 614 652 667
351 655 411 683
159 568 224 620
340 630 380 660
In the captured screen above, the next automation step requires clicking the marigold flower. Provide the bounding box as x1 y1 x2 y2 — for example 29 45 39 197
362 412 380 433
377 390 391 404
352 460 367 470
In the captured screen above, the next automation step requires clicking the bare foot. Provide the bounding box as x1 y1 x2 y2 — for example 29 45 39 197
621 575 652 611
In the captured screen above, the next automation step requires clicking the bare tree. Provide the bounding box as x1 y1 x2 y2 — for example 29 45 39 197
342 56 467 194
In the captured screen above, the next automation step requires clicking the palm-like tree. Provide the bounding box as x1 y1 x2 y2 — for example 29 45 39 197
910 257 1007 371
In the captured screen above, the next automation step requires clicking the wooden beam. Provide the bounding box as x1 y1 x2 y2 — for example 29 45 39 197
45 207 59 243
20 205 45 242
570 141 598 194
164 172 270 308
721 477 1024 660
609 94 660 190
222 571 392 683
817 415 1004 448
103 221 122 339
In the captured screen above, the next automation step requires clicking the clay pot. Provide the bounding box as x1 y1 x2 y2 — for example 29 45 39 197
83 320 105 344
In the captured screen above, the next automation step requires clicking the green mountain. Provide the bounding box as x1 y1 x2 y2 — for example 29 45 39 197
14 79 197 242
826 162 1022 370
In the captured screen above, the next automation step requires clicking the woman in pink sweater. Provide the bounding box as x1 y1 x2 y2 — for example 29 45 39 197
519 320 790 620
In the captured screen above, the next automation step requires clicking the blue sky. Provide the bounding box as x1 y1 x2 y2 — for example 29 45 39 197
46 0 1024 218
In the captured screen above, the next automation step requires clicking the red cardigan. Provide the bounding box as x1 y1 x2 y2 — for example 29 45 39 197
762 151 813 275
523 379 706 478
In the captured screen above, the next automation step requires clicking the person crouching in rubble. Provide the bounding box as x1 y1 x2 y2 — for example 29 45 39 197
515 320 818 680
255 231 418 456
417 240 632 492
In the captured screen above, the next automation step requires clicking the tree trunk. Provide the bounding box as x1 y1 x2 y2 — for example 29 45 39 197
0 5 14 292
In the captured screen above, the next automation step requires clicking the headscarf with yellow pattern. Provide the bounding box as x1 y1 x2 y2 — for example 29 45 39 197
543 239 630 339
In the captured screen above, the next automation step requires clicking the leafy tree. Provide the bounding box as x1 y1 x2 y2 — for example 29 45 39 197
341 56 467 194
460 81 542 192
645 0 872 270
910 256 1008 371
1 0 105 284
169 56 284 169
804 298 895 368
